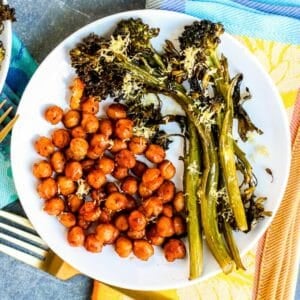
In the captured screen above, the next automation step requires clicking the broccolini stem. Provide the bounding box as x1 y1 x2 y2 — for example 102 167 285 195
184 121 203 279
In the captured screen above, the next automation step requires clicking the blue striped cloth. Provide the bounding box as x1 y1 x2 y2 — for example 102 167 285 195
146 0 300 45
0 34 37 208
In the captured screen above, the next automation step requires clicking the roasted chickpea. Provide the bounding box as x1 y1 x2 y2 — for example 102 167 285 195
67 226 85 247
50 151 66 173
77 215 91 229
69 137 89 160
140 196 163 218
125 194 136 210
69 78 84 110
173 191 185 213
37 178 57 200
146 224 165 246
105 192 128 211
44 105 64 124
71 126 87 139
157 181 175 203
156 216 175 237
127 229 146 240
112 166 128 180
121 176 138 195
133 240 154 261
86 146 102 160
132 161 148 178
87 169 106 189
91 189 106 203
128 136 148 155
98 207 113 223
162 204 173 218
142 169 164 191
110 139 127 153
173 216 186 236
67 194 83 212
105 182 119 194
58 212 76 228
51 129 71 149
163 239 186 262
138 182 153 198
115 149 136 169
145 144 166 164
63 110 81 128
95 224 119 244
97 156 115 174
85 234 103 253
98 118 113 137
115 119 133 140
57 176 77 196
128 210 147 231
81 97 99 114
34 136 55 157
65 161 83 180
33 160 52 179
106 103 127 120
81 159 95 173
79 201 101 222
90 134 110 152
159 160 176 180
43 197 64 215
81 113 99 133
115 236 132 258
114 214 129 231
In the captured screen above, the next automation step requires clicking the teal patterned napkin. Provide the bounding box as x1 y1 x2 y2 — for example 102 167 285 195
0 33 37 208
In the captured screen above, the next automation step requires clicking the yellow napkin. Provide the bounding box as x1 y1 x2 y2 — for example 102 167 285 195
91 37 300 300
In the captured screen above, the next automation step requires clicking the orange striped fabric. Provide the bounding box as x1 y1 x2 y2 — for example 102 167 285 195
253 94 300 300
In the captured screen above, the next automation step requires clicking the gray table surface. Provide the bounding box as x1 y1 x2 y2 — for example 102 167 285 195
1 1 145 299
1 1 299 299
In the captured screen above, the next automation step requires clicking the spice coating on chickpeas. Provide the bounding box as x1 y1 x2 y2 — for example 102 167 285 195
34 93 187 263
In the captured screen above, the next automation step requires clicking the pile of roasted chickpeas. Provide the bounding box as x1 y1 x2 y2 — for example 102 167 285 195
33 78 187 262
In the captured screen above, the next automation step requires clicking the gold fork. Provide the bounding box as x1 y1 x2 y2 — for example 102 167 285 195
0 209 79 280
0 100 19 143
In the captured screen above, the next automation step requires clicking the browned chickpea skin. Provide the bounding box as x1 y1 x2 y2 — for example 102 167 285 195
33 160 52 179
63 110 81 128
173 191 185 213
115 149 136 169
163 239 186 262
91 189 106 203
127 229 146 240
34 136 55 157
81 96 99 114
128 210 147 231
142 168 164 191
115 236 132 258
98 207 113 223
115 119 133 140
105 182 119 194
140 196 163 218
69 137 89 160
44 105 64 125
87 169 106 189
57 176 77 196
43 197 64 215
112 166 129 180
133 240 154 261
58 212 76 228
145 144 166 164
159 160 176 180
97 156 115 175
162 204 173 218
37 178 58 200
157 180 175 203
146 224 165 246
65 161 83 181
132 160 148 178
79 201 101 222
69 78 85 110
85 234 103 253
110 139 127 153
67 226 85 247
67 194 83 212
98 118 113 138
138 182 153 198
128 136 148 155
51 129 71 149
50 151 66 173
86 146 102 160
90 134 110 151
81 159 95 173
125 194 137 210
114 214 129 231
173 215 186 236
81 113 99 133
71 126 87 139
106 103 127 120
95 224 119 244
105 192 128 211
156 215 175 238
77 215 91 229
121 176 138 195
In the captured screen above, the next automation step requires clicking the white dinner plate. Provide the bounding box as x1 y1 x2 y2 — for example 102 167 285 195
11 9 291 290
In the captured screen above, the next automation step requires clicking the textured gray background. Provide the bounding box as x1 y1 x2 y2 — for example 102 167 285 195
1 1 145 299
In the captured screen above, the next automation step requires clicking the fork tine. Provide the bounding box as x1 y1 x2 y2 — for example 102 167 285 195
0 106 13 124
0 210 35 231
0 114 19 143
0 99 7 110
